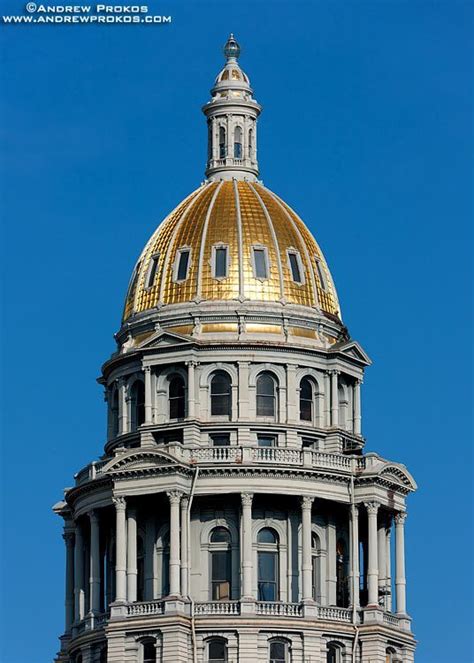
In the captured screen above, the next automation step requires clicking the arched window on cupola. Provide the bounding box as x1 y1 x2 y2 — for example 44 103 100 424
219 126 226 159
209 526 232 600
210 371 232 417
311 532 321 602
256 372 277 418
336 539 349 608
169 374 185 420
208 637 228 663
248 128 253 158
269 639 290 663
257 527 279 601
234 125 242 158
130 380 145 431
299 377 314 422
142 639 157 663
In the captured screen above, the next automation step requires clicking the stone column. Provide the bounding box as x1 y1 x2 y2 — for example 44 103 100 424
301 497 314 601
324 372 331 427
186 361 196 419
378 516 387 602
113 496 127 603
89 511 101 614
331 370 339 427
63 529 75 631
227 114 233 160
127 508 137 603
386 518 392 611
241 493 254 600
353 379 362 436
118 378 128 435
167 491 182 596
365 502 379 607
327 516 337 604
286 364 297 423
180 496 189 597
144 367 152 424
349 505 360 609
74 522 85 621
395 512 407 615
238 362 250 420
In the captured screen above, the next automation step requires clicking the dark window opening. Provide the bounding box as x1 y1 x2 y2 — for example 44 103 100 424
214 246 228 278
131 381 145 430
257 435 276 448
288 251 302 282
146 254 160 288
210 371 232 417
176 250 190 281
256 373 276 417
270 641 287 663
169 375 185 419
143 641 156 663
219 127 226 159
299 377 313 421
211 434 231 447
209 639 228 663
253 248 268 279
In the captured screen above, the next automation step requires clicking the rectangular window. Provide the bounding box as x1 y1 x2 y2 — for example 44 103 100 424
145 254 160 289
253 247 268 279
257 435 276 448
211 551 231 600
175 249 190 281
257 551 277 600
288 250 303 283
211 434 231 447
315 258 327 290
213 246 228 279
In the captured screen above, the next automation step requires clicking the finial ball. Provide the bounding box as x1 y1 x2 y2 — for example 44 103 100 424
224 34 241 60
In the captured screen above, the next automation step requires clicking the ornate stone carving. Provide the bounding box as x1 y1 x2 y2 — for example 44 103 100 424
395 512 407 526
364 501 380 515
301 496 314 509
112 496 126 511
241 493 253 507
167 490 183 505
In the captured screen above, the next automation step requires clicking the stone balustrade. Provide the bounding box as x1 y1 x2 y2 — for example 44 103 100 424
317 606 353 622
383 612 400 627
126 601 165 616
256 602 303 617
194 601 241 616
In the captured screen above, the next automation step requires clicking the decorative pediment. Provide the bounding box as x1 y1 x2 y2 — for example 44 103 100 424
138 329 194 349
102 449 183 474
331 340 371 365
379 464 417 491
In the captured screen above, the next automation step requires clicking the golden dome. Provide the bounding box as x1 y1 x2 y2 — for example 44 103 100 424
123 180 341 322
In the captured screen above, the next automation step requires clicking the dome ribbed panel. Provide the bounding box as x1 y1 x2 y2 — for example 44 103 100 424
254 185 316 308
200 181 239 301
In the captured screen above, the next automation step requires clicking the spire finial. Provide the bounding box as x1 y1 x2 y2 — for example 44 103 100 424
223 34 241 61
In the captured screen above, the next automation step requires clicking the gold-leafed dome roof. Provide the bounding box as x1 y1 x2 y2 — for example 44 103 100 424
123 180 341 322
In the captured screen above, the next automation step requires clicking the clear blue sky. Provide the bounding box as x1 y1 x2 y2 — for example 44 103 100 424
0 1 472 662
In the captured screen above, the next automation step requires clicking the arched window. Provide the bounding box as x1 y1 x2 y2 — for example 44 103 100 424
257 527 279 601
210 371 232 417
326 644 339 663
248 128 253 157
256 373 277 418
234 126 242 158
336 539 349 607
137 535 145 602
169 374 185 419
219 127 226 159
130 380 145 430
299 377 313 421
143 640 156 663
312 532 320 602
208 637 228 663
210 527 232 600
269 640 289 663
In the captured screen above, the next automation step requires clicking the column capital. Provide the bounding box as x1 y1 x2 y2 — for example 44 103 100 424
88 509 99 524
167 490 183 505
143 365 151 374
112 496 126 511
351 504 360 517
330 369 341 377
241 492 253 507
185 360 200 368
395 511 407 525
364 501 380 515
180 496 189 509
301 496 314 510
63 531 75 546
355 377 363 385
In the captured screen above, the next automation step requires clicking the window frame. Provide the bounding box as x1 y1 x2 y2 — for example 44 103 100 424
168 374 186 420
210 370 233 418
251 245 270 281
256 372 277 419
173 247 191 283
211 243 230 280
269 638 290 663
299 377 314 422
315 257 328 291
257 527 280 601
210 433 231 447
287 248 305 285
207 637 228 663
145 253 160 289
209 527 232 601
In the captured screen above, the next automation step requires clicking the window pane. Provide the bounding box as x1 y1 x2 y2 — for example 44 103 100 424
253 248 268 279
258 528 277 544
143 642 156 663
315 259 327 290
257 395 275 417
289 252 302 282
257 436 275 447
209 640 226 660
215 247 228 278
270 641 286 660
169 376 185 419
211 372 231 416
210 527 231 543
176 250 190 281
146 255 159 288
258 551 276 581
211 434 230 447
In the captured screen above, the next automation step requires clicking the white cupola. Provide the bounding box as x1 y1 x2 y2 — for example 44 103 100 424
202 34 262 181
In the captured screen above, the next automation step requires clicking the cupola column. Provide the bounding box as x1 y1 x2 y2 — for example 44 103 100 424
301 496 314 602
180 496 189 597
118 378 128 435
349 504 360 609
74 521 85 621
186 361 197 419
365 501 380 607
353 379 362 436
378 515 387 601
88 510 101 614
63 528 75 631
386 518 393 611
167 491 182 596
144 367 152 425
395 512 407 615
241 493 254 600
127 508 137 602
113 496 127 603
330 370 340 427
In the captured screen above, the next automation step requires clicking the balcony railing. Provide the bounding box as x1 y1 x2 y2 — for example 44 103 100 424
194 601 240 615
256 601 303 617
126 600 165 616
317 606 352 622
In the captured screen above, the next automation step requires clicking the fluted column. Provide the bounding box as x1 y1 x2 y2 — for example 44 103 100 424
144 367 152 424
353 379 362 436
113 496 127 603
349 505 360 609
127 508 137 602
386 518 392 611
324 372 331 427
63 529 75 631
301 496 314 601
167 491 182 596
74 522 85 621
186 361 197 419
118 378 128 435
180 496 189 596
241 493 253 600
331 370 339 427
378 516 387 601
395 512 407 615
365 502 379 607
89 511 101 614
238 362 250 420
286 364 297 423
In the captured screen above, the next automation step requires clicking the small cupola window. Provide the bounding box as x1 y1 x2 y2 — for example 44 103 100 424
315 258 328 290
175 248 191 282
288 249 304 284
234 126 242 158
212 245 229 279
219 126 227 159
252 246 269 280
145 254 160 289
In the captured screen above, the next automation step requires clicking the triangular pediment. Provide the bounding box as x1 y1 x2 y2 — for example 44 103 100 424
138 329 194 349
379 464 417 491
102 449 183 474
331 340 371 365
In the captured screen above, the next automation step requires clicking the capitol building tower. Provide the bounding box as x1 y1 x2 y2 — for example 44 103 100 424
54 36 417 663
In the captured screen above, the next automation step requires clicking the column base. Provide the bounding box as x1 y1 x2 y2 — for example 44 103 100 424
240 599 256 615
164 597 188 616
302 601 318 618
362 606 384 624
110 601 128 619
